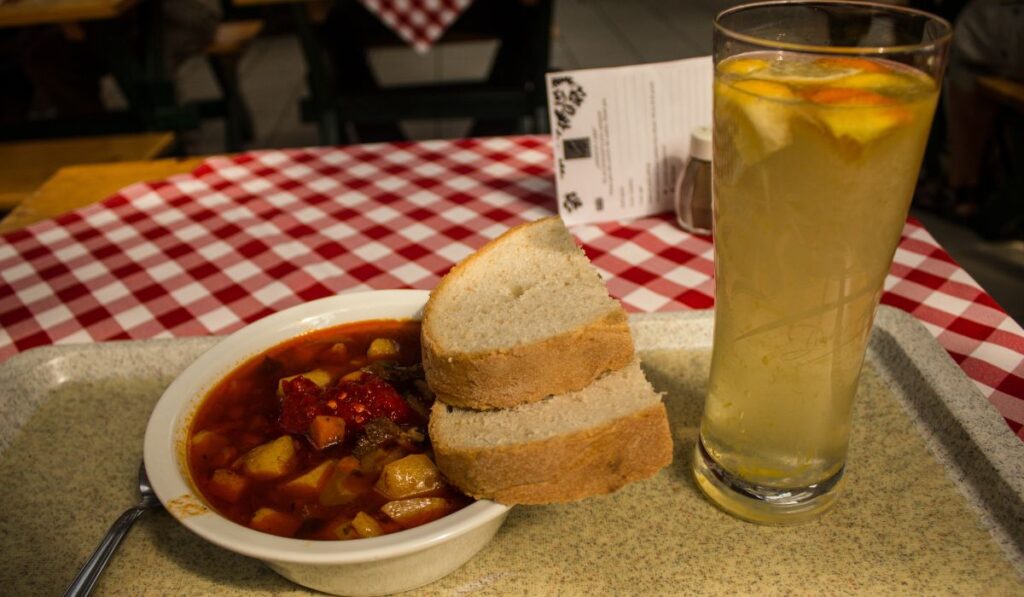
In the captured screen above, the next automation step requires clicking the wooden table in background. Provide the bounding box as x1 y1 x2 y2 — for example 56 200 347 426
0 0 137 27
0 132 176 211
0 156 204 233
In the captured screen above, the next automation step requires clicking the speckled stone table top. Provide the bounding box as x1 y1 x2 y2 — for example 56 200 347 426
0 310 1021 595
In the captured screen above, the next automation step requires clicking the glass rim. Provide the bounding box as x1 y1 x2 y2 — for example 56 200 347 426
714 0 953 56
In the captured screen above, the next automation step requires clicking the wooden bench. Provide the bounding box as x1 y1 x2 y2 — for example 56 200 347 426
0 132 175 212
0 156 204 233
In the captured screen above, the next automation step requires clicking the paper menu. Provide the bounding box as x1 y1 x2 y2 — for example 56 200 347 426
546 56 713 226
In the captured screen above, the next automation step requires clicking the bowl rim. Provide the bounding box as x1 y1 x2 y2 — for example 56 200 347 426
143 289 510 564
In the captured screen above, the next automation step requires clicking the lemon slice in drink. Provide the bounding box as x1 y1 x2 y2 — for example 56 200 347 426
720 58 770 76
731 79 798 101
748 59 858 85
718 79 798 158
814 57 891 74
816 109 910 144
830 72 915 92
807 87 910 144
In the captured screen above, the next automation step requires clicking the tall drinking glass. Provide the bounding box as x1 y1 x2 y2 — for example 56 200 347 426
693 1 951 524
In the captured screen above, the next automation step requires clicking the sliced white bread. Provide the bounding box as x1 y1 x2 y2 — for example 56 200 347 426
429 358 673 504
422 216 634 410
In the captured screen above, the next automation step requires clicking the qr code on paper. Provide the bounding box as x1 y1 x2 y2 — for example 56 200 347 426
563 137 591 160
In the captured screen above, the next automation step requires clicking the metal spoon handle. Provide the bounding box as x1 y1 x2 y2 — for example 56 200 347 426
63 505 149 597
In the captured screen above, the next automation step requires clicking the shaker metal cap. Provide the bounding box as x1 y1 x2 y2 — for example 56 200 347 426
690 126 713 161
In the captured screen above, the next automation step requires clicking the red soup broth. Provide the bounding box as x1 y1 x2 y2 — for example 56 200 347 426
187 319 470 540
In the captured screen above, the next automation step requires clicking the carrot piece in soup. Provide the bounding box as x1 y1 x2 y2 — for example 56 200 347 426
338 455 360 473
309 415 346 450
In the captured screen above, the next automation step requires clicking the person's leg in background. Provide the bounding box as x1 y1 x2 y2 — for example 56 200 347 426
941 0 1024 226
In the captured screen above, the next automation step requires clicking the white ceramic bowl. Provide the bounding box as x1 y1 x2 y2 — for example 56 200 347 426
144 289 510 596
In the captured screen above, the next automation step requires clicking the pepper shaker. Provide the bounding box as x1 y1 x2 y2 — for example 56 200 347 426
674 126 713 236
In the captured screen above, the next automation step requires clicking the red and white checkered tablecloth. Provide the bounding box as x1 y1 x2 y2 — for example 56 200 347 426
358 0 475 53
1 136 1022 442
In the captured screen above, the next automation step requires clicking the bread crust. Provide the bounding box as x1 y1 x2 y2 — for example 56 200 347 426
430 403 673 505
422 217 634 410
423 307 634 410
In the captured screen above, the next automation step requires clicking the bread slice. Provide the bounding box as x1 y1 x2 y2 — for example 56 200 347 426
428 358 673 504
422 216 634 410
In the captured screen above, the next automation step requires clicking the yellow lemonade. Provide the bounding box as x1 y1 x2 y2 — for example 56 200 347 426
696 53 939 520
